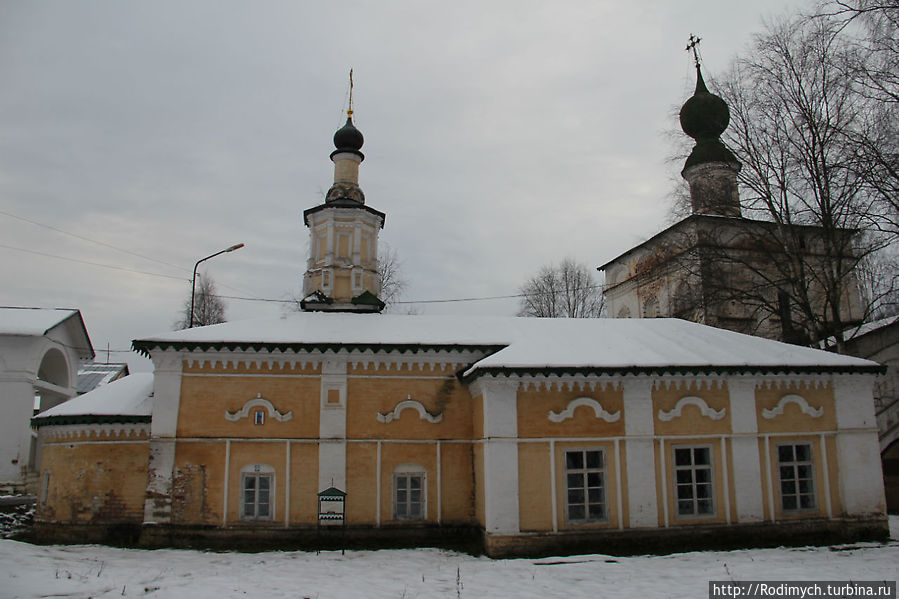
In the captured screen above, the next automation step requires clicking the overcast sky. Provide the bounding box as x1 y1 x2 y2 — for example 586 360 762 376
0 1 809 372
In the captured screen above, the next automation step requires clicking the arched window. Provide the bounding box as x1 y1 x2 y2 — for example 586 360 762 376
240 463 275 521
393 463 426 521
616 306 631 319
643 295 660 318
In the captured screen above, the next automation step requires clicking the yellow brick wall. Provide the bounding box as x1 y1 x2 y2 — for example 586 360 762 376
518 388 625 438
518 442 552 531
755 383 836 434
178 375 321 439
173 441 226 525
346 442 378 525
652 385 732 436
440 443 474 524
37 439 148 524
346 375 472 440
289 442 319 525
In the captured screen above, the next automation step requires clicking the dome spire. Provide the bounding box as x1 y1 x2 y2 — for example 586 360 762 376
678 36 742 217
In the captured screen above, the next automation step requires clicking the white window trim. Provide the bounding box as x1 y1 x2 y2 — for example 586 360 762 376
563 447 608 525
776 442 817 513
393 463 426 521
240 463 275 522
672 444 716 520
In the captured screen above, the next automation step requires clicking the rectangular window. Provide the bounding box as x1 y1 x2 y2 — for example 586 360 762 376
394 473 425 520
253 410 265 425
565 449 606 523
242 473 272 520
778 443 816 512
674 446 714 517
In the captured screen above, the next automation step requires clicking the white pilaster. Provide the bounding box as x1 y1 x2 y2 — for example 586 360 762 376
143 353 184 524
833 375 886 516
480 380 519 535
318 360 347 492
623 378 658 528
727 377 764 522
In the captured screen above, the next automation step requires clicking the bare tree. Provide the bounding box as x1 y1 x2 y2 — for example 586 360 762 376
175 273 227 329
378 242 409 310
822 1 899 238
518 258 605 318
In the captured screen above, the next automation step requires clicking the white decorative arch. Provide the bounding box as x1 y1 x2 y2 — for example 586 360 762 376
377 399 443 424
762 394 823 420
548 397 621 423
225 393 293 422
658 396 726 422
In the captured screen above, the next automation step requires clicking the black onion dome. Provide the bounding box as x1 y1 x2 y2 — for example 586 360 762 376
332 117 364 157
679 66 730 140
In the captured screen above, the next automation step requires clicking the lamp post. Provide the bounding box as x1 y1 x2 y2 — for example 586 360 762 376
189 243 245 328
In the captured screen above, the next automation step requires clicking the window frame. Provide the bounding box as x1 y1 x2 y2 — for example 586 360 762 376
393 464 426 521
563 447 608 525
776 442 817 514
240 464 275 522
671 444 716 519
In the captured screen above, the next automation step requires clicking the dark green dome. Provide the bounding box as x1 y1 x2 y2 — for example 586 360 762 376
679 66 730 140
333 117 364 154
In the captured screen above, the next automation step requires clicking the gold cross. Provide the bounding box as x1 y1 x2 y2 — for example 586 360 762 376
347 68 354 118
685 34 702 68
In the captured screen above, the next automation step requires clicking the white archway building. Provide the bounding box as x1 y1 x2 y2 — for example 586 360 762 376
0 308 93 491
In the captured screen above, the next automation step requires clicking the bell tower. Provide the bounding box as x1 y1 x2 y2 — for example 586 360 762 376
301 73 386 312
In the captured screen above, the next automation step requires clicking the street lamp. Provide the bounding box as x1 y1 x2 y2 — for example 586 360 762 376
189 243 245 328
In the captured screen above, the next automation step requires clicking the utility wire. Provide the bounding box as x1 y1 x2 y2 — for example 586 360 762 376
0 243 189 281
0 209 262 299
214 282 608 307
0 209 188 274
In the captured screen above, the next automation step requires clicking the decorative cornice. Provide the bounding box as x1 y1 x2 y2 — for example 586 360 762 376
225 394 293 422
377 399 443 424
762 394 823 419
658 396 726 422
548 397 620 423
36 422 149 439
460 364 883 384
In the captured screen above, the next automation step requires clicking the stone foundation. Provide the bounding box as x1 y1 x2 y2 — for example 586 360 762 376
29 516 889 558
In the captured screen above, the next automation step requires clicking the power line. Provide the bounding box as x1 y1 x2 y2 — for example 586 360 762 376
0 209 188 274
0 243 189 281
0 210 263 300
214 283 608 307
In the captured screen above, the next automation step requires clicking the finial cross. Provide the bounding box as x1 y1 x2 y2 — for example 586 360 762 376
347 68 354 118
686 34 702 68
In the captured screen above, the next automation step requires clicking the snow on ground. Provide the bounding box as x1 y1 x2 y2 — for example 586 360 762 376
1 518 897 599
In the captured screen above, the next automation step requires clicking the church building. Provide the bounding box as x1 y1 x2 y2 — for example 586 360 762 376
31 90 888 557
600 60 865 346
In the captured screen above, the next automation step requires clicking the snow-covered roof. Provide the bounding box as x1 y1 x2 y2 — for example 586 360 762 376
846 315 899 342
0 307 78 336
0 307 94 359
32 372 153 427
133 312 880 377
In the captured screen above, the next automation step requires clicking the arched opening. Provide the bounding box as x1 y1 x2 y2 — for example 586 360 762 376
37 348 69 389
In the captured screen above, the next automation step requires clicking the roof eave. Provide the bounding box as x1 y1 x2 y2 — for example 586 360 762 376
460 363 885 384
